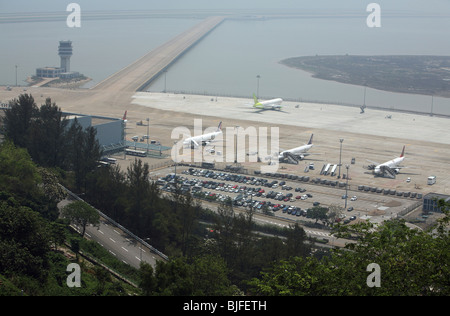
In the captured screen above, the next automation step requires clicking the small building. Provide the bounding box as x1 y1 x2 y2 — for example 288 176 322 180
36 67 64 78
423 193 450 213
64 112 125 154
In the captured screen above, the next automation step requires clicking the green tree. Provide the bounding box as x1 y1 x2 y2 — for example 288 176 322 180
38 167 67 203
175 191 201 257
65 119 102 192
140 255 235 296
214 200 236 267
139 262 156 296
48 221 67 250
191 255 234 296
0 199 51 279
86 164 127 222
250 204 450 296
65 118 84 191
285 223 310 258
309 206 329 224
125 159 151 235
61 201 100 237
0 141 41 196
151 257 194 296
2 94 38 149
28 98 68 167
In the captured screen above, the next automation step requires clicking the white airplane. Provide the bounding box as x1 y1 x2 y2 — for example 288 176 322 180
183 121 222 148
253 94 283 111
278 134 314 163
367 146 406 178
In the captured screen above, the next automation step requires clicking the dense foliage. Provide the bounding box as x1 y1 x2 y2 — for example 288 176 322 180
0 141 132 295
249 215 450 295
3 94 101 191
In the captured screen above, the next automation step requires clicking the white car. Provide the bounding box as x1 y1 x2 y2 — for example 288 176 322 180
350 196 357 201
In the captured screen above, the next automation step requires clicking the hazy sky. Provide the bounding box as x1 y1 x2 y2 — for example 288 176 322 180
1 0 450 14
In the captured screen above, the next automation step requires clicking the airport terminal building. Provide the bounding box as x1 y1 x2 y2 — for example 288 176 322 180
64 112 125 154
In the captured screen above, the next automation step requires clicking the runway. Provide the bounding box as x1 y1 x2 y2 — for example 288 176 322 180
132 92 450 145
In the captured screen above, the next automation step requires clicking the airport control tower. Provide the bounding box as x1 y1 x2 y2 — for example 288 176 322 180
58 40 73 73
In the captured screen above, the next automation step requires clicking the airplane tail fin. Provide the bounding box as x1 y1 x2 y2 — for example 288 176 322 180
253 94 260 107
307 134 314 145
217 121 222 131
122 111 127 120
400 145 405 158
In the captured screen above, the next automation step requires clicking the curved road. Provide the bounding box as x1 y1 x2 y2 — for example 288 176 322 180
59 198 165 269
83 218 162 269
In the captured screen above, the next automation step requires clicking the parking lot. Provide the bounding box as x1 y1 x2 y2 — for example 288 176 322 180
152 166 422 226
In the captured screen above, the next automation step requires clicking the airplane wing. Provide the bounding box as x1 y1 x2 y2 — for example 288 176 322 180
366 159 380 165
190 139 200 149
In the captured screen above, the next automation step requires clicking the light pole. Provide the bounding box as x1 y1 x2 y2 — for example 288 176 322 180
15 65 18 87
431 95 434 116
146 118 150 153
234 126 239 164
256 75 261 99
163 70 168 93
174 141 178 176
363 86 366 107
344 164 350 210
338 138 344 179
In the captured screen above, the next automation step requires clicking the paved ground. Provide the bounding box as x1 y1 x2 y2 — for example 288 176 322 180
128 92 450 197
3 85 448 197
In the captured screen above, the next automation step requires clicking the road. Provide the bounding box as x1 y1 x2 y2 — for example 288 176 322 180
83 218 161 269
59 198 165 269
92 16 224 93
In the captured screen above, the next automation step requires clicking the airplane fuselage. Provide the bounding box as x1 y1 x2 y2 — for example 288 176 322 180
279 144 313 159
254 96 283 110
183 132 220 146
259 98 283 108
374 157 404 175
182 121 222 148
279 134 314 161
280 145 313 156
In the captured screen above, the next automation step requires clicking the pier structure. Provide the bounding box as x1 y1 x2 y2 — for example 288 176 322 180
92 16 225 94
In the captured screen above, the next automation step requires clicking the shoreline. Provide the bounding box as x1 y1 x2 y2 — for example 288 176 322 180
26 77 92 89
280 55 450 100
